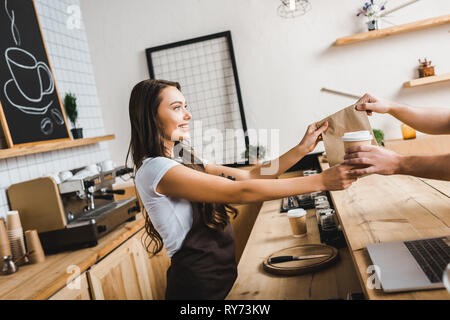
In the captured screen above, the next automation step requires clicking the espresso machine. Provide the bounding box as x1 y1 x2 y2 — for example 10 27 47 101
7 166 140 253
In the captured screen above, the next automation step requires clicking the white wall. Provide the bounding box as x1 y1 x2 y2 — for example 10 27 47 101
0 0 110 220
80 0 450 165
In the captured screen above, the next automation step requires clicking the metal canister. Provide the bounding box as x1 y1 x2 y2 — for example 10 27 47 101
1 256 18 275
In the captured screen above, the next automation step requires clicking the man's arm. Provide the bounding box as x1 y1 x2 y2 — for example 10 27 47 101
344 145 450 181
389 104 450 135
397 154 450 181
355 93 450 134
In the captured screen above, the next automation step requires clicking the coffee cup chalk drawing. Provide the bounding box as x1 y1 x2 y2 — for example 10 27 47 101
0 0 69 145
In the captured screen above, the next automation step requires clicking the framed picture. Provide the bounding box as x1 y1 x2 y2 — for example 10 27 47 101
0 0 70 147
146 31 249 165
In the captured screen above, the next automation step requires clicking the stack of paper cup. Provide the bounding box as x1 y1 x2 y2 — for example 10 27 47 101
6 211 27 265
0 219 12 258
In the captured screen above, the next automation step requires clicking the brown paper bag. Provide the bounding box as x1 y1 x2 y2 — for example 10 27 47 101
318 105 377 167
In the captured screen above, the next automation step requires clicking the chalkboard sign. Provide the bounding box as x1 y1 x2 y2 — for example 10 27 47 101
0 0 70 147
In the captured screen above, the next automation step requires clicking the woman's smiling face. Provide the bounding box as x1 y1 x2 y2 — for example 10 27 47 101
157 86 192 143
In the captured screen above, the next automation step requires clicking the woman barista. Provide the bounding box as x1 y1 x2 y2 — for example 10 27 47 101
128 79 356 300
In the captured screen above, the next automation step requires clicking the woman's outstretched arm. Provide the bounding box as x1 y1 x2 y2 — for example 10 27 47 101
205 121 329 180
157 162 354 204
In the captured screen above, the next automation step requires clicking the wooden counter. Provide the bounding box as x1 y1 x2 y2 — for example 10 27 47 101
319 159 450 300
384 134 450 156
227 171 362 300
0 214 145 300
0 177 262 300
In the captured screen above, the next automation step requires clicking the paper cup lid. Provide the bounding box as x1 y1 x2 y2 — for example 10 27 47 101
342 130 372 142
7 210 18 215
287 208 307 218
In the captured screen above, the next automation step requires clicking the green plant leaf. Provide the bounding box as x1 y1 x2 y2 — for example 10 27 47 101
373 129 385 146
64 92 78 127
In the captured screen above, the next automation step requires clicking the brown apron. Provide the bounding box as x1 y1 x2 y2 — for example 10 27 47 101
165 202 237 300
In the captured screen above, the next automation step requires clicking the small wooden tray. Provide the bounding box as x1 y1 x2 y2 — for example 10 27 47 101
263 244 339 276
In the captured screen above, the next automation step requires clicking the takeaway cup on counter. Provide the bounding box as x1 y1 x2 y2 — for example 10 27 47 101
0 219 12 258
287 208 307 238
25 230 45 264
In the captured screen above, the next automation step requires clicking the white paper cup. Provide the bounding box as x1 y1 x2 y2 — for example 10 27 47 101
85 164 101 173
342 130 373 150
58 170 73 182
287 208 307 237
99 160 114 172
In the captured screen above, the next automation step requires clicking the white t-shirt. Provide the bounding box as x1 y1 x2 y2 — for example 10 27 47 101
135 156 208 258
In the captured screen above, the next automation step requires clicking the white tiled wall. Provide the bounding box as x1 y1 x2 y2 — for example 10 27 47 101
0 0 111 220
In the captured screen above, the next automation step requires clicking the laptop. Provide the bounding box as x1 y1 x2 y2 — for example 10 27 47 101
366 236 450 293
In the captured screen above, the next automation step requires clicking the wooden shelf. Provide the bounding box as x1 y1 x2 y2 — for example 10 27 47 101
403 72 450 88
334 14 450 46
0 134 115 160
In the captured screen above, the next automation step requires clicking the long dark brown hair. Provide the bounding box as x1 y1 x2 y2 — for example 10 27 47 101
126 79 238 256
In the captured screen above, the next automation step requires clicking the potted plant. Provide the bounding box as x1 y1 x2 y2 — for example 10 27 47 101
373 129 385 146
357 0 388 31
241 145 267 164
63 92 83 139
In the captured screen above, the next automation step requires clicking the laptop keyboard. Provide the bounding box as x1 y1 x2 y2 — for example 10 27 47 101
404 237 450 283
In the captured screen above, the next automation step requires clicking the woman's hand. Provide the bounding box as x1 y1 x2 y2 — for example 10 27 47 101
319 164 356 191
298 121 329 154
354 93 394 116
343 145 402 177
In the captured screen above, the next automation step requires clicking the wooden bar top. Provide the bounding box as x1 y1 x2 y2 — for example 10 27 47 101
319 159 450 299
0 214 144 300
226 171 362 300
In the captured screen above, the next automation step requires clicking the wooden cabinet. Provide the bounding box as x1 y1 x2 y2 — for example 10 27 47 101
49 272 90 300
145 245 170 300
87 233 153 300
230 202 262 263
